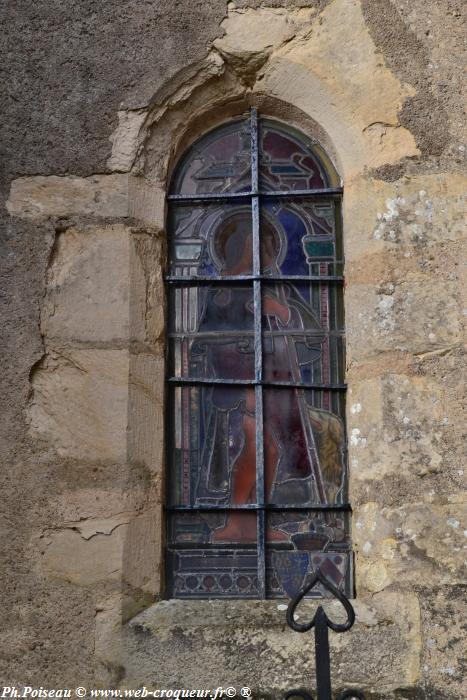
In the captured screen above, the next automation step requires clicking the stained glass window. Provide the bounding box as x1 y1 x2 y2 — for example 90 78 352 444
166 110 351 599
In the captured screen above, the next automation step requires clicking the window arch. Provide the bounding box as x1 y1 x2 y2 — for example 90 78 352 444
166 109 351 599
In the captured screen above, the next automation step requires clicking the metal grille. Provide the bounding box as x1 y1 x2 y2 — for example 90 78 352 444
166 108 350 599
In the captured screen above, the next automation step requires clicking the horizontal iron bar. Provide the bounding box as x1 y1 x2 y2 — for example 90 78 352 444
261 188 343 198
168 377 347 389
166 503 352 512
166 275 344 283
168 542 351 551
168 191 252 202
169 542 259 550
167 187 343 202
168 330 345 338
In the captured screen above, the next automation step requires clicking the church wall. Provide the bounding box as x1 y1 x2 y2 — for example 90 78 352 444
1 1 465 697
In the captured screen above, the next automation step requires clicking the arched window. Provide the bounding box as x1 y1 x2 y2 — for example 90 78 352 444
166 109 351 599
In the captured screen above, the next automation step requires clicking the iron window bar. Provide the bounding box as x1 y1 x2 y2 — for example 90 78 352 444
166 107 348 600
169 330 345 338
167 504 352 512
166 275 344 283
167 378 347 390
167 188 343 201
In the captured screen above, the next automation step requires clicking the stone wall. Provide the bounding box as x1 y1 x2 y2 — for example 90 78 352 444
1 1 465 698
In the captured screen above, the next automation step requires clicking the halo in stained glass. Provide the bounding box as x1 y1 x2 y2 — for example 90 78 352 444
169 204 253 277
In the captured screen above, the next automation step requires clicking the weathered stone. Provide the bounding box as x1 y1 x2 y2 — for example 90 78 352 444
355 502 467 593
69 514 132 540
346 272 462 360
28 349 129 461
342 173 466 363
128 352 165 476
361 0 466 154
130 230 165 346
418 586 467 699
39 524 127 585
256 0 419 176
344 173 467 264
122 507 163 596
123 591 420 693
214 8 296 83
128 177 166 227
54 486 144 524
6 174 129 219
346 373 465 507
108 110 148 172
42 223 165 346
138 52 244 186
95 593 125 685
43 225 133 344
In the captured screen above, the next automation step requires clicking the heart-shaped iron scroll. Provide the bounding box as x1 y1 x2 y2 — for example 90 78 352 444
286 568 355 633
284 691 315 700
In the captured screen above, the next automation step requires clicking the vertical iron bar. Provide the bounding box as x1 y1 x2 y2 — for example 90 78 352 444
255 382 265 597
251 108 265 598
251 107 259 195
253 210 262 379
314 607 332 700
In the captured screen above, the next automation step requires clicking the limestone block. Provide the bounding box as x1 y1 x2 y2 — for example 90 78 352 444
122 591 420 693
28 349 129 461
355 502 467 593
344 174 466 360
69 514 132 540
344 173 467 264
95 594 124 685
39 524 126 585
43 225 132 344
128 176 166 228
130 231 165 346
419 586 466 699
257 0 419 177
7 174 129 219
348 372 452 492
42 222 164 346
369 177 467 247
136 51 235 186
108 110 148 172
128 353 165 476
214 8 295 80
54 485 147 524
346 272 462 360
122 507 163 596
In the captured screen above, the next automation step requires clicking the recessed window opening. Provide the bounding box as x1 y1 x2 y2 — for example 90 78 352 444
165 108 351 599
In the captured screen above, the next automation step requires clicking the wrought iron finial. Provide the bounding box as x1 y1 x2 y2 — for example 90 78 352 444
286 568 355 633
284 569 366 700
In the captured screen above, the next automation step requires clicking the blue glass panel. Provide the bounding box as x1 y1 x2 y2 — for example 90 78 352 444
260 200 336 275
267 547 351 598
